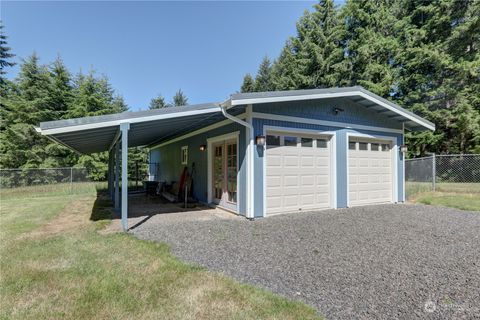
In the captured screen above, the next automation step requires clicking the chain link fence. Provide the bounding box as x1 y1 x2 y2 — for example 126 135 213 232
0 168 97 199
405 154 480 200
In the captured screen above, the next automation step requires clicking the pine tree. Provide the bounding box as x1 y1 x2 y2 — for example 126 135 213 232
172 89 188 106
340 0 399 96
254 56 273 92
0 53 54 168
270 0 346 90
394 0 480 155
240 74 255 93
149 94 167 109
0 22 15 82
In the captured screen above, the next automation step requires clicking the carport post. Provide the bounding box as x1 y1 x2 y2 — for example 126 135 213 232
108 150 113 200
114 141 120 212
120 122 130 231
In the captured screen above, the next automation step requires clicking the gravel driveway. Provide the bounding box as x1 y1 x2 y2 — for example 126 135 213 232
132 204 480 319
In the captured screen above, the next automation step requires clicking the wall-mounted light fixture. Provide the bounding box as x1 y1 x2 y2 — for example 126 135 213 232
333 107 344 115
199 144 207 151
256 135 266 146
400 144 408 153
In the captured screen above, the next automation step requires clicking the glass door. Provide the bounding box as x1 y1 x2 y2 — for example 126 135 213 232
226 141 237 204
212 143 224 204
211 139 238 209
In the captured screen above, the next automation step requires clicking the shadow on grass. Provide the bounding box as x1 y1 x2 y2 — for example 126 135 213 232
90 191 115 221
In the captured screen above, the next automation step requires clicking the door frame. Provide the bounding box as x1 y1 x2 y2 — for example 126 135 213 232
262 126 337 217
346 132 398 207
207 131 240 212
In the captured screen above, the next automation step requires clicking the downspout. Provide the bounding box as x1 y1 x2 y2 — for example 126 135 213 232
219 102 255 219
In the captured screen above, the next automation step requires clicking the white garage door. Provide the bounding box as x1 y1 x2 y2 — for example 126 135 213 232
348 138 393 206
266 132 331 214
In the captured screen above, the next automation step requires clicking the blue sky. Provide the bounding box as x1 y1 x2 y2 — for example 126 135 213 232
2 1 320 110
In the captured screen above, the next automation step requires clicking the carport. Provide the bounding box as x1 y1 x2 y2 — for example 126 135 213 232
36 103 250 230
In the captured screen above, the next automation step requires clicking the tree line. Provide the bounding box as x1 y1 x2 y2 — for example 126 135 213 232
0 23 190 178
241 0 480 156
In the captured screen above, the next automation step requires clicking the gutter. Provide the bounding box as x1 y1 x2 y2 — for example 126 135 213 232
219 101 255 219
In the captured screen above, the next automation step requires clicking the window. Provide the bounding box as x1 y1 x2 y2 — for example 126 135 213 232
317 139 328 148
359 142 368 151
181 146 188 165
381 144 390 152
371 143 379 151
349 141 356 150
301 137 313 147
266 135 280 148
284 136 297 147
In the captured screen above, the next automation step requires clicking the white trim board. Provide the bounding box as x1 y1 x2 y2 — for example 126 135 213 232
207 131 240 213
262 125 337 217
40 107 222 136
233 91 434 131
150 113 246 150
252 112 403 134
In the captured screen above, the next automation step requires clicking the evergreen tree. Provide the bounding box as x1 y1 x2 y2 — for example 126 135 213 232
240 73 255 93
149 94 167 109
69 71 127 118
172 89 188 106
0 22 15 83
254 56 273 92
0 53 53 168
242 0 480 155
340 0 399 96
394 0 480 155
271 0 346 90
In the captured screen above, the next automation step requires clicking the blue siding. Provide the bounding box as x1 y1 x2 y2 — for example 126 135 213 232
253 98 403 130
149 97 406 219
149 123 247 215
252 98 405 217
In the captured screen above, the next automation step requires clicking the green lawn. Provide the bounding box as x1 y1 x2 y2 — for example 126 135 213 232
411 192 480 211
406 182 480 211
0 185 321 320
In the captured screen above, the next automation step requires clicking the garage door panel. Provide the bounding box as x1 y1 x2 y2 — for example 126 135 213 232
266 132 332 214
348 138 393 206
284 156 299 167
301 175 315 186
300 156 315 167
266 176 281 187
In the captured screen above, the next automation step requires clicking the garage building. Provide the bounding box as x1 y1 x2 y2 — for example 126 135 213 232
38 86 435 228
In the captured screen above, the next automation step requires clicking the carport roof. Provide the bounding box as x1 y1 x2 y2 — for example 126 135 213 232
37 86 434 154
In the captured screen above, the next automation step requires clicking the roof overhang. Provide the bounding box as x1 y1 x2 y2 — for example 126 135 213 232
230 86 435 132
37 103 233 154
37 86 434 155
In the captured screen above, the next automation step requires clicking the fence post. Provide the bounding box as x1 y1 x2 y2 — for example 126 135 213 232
432 153 436 192
70 167 73 194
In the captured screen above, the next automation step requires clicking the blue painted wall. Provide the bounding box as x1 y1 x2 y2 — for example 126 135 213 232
149 97 405 218
253 97 403 130
252 98 404 217
149 123 247 215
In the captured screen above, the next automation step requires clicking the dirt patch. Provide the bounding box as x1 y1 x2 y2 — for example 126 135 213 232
18 196 98 240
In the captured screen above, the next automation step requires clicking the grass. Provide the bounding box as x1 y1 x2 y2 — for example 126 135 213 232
0 185 321 320
411 192 480 211
407 182 480 211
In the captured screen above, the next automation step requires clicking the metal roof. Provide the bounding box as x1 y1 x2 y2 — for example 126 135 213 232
37 86 435 154
230 86 435 132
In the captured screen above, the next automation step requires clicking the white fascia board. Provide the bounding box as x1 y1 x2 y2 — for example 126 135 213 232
232 91 435 132
150 113 246 150
252 112 403 134
38 107 222 136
